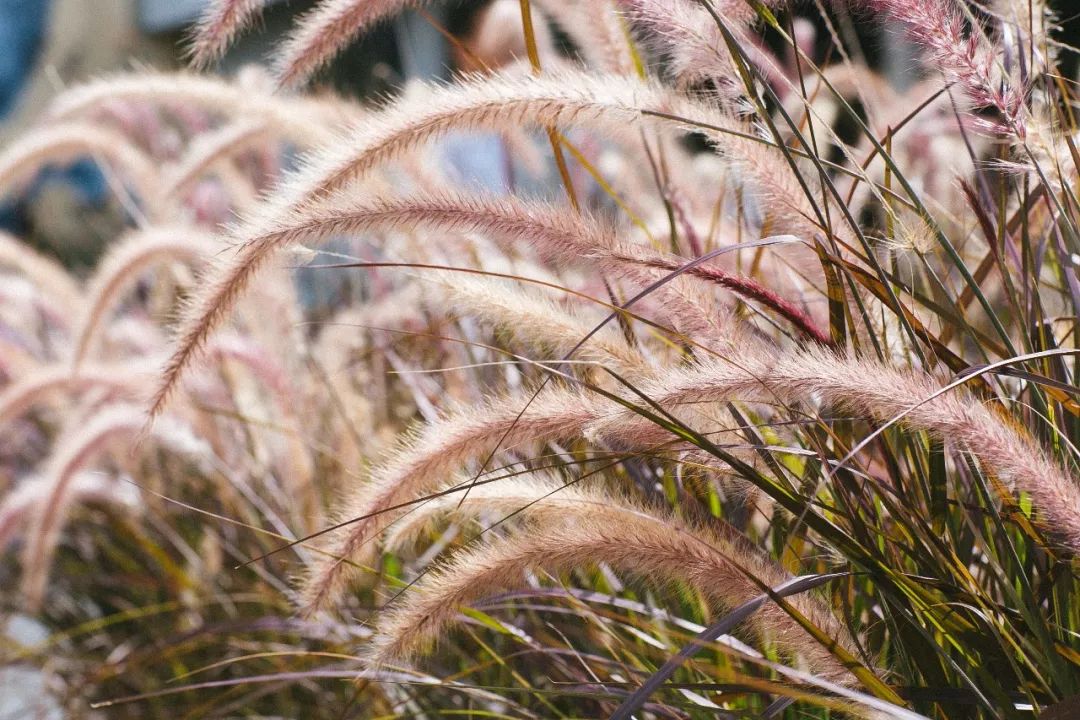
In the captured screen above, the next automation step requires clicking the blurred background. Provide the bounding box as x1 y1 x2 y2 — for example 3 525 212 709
1 0 1077 270
0 0 1072 268
0 0 500 266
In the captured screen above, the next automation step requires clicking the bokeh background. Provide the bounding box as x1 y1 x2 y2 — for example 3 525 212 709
1 0 1077 268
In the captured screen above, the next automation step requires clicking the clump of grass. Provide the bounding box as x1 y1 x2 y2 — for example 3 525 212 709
1 0 1079 717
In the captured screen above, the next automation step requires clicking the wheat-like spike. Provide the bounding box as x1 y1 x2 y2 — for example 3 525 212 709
0 231 82 308
187 0 271 68
0 122 157 204
533 0 636 75
380 470 772 561
851 0 1023 132
609 346 1080 551
274 70 733 206
303 357 782 615
20 405 204 609
0 363 153 431
300 388 608 614
378 475 546 554
430 274 650 373
370 480 858 683
148 190 615 421
378 475 638 553
160 120 275 201
274 0 424 88
73 227 222 368
150 187 747 421
618 0 746 85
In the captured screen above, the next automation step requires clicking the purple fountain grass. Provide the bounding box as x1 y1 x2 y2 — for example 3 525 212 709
72 227 222 367
271 69 740 207
368 479 861 684
0 123 157 207
851 0 1026 134
299 387 606 614
0 363 155 432
534 0 637 75
47 72 362 139
273 0 424 88
160 119 276 202
188 0 271 68
430 274 652 372
616 0 766 87
146 189 733 423
0 472 137 554
0 1 1074 712
624 254 832 345
621 346 1080 552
